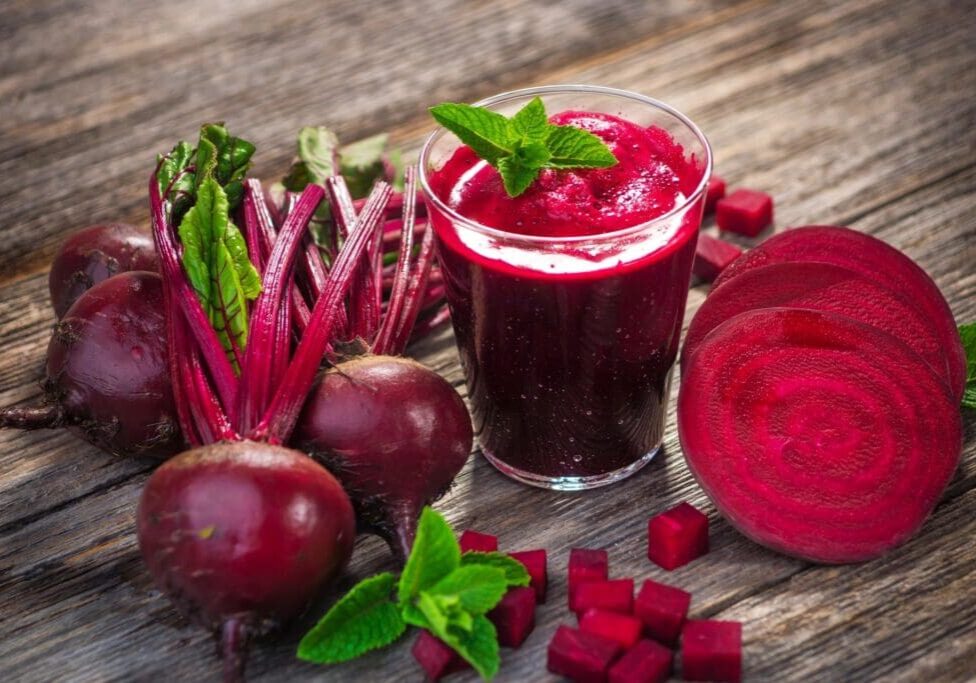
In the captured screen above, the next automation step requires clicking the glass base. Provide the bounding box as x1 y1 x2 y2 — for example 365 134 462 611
480 442 661 491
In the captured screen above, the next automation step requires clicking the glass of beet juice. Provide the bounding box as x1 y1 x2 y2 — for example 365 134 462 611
419 85 711 490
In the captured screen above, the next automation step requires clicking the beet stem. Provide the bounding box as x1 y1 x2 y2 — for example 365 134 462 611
330 179 382 341
0 404 63 430
252 179 391 444
236 184 324 435
388 501 420 564
373 167 418 355
220 617 249 683
390 216 438 354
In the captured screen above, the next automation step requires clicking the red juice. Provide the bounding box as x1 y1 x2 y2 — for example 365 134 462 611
421 88 710 489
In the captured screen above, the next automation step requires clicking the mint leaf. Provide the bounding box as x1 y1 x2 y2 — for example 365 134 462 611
510 97 549 141
283 126 339 191
427 565 508 615
398 507 461 604
297 573 405 664
434 614 501 681
460 552 531 587
429 103 514 165
960 323 976 409
416 591 453 635
178 177 261 370
546 125 618 168
498 156 540 197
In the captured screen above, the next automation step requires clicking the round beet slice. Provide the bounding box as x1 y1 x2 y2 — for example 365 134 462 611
677 307 962 564
680 261 954 392
710 226 965 399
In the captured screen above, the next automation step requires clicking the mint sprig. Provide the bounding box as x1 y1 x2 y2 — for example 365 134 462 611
298 508 529 681
430 96 617 197
960 322 976 409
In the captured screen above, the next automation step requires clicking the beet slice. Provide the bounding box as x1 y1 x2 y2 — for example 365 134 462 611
579 609 643 649
634 579 691 646
711 226 966 399
459 530 498 553
488 586 536 648
677 308 962 563
715 189 772 237
571 579 634 616
608 639 673 683
568 548 609 607
647 502 709 571
680 261 954 393
547 625 622 683
681 620 742 683
693 233 742 283
704 176 726 214
509 549 548 603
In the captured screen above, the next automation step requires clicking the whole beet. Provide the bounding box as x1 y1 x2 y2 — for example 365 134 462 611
293 355 473 561
49 223 159 319
137 441 356 681
0 271 181 458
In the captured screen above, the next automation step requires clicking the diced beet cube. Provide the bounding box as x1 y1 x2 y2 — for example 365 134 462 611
704 175 726 214
571 579 634 615
412 630 469 681
608 639 673 683
682 620 742 683
459 530 497 553
716 188 773 237
488 586 536 648
579 609 643 649
547 625 623 683
568 548 609 606
647 502 709 570
510 549 548 603
693 233 743 282
634 579 691 646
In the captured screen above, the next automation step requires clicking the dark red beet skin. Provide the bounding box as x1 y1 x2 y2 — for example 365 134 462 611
294 355 472 560
49 223 159 319
678 308 962 563
1 271 181 459
680 261 954 392
137 442 355 667
710 226 966 400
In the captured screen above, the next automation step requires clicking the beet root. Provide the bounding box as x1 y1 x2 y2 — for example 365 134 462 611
137 441 355 681
1 271 181 459
294 355 473 561
678 307 962 563
49 223 159 319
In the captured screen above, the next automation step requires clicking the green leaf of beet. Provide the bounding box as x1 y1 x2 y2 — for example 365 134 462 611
398 507 461 604
297 572 405 664
959 322 976 409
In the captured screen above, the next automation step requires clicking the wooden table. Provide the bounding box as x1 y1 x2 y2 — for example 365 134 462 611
1 0 973 680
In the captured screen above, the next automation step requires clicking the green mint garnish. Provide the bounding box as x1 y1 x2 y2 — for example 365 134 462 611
297 507 529 681
429 96 617 197
959 323 976 409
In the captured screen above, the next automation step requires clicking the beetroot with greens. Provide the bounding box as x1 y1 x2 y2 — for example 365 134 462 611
49 222 159 319
1 271 181 458
710 225 966 400
678 307 962 563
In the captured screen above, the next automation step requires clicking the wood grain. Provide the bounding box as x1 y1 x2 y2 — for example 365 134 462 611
0 0 973 681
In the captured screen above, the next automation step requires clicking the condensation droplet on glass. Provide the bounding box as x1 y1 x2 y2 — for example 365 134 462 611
572 455 583 463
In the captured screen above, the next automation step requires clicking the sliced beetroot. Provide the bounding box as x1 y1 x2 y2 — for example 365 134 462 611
680 261 954 392
510 549 548 603
693 233 743 283
579 609 643 650
412 630 469 680
704 176 726 214
634 579 691 646
715 189 772 237
608 639 673 683
571 579 634 616
459 530 498 553
678 308 962 563
568 548 609 607
711 225 966 399
547 625 622 683
488 586 536 648
647 502 709 571
681 620 742 683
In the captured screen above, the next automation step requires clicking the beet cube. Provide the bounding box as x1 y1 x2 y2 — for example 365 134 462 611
510 549 548 603
634 579 691 646
693 233 743 283
568 548 609 606
716 188 773 237
579 609 643 649
412 630 468 681
608 639 673 683
459 530 497 553
547 625 623 683
647 502 709 570
682 620 742 683
704 176 726 214
571 579 634 615
488 586 536 648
